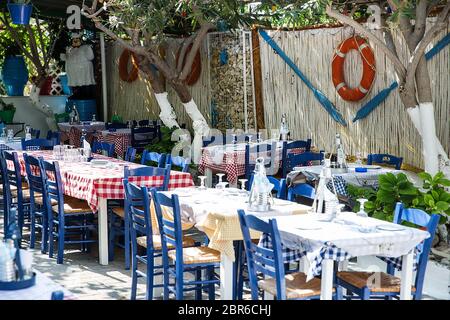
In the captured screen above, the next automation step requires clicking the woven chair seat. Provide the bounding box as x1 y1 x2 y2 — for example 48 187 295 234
2 182 30 195
12 189 42 201
259 272 327 299
168 246 221 264
35 196 58 206
52 197 92 214
136 235 195 250
337 271 416 293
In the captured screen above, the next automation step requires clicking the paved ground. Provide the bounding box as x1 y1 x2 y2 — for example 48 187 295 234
1 219 448 300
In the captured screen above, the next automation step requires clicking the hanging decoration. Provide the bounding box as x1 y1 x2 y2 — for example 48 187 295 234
353 33 450 122
259 29 347 126
118 49 139 82
332 36 376 102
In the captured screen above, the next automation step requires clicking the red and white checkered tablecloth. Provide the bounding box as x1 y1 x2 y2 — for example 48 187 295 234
96 129 132 158
198 143 305 185
12 150 194 212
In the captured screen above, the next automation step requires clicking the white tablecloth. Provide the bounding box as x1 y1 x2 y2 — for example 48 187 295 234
0 270 75 300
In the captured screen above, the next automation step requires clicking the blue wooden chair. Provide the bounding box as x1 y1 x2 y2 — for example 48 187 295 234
281 140 312 177
248 174 287 200
46 130 61 145
30 128 41 139
244 142 278 181
124 180 195 300
283 151 324 178
51 291 64 300
21 138 56 151
23 153 49 253
141 150 166 168
237 210 326 300
166 154 190 173
1 151 31 243
109 165 172 270
152 189 220 300
131 125 161 153
336 202 440 300
125 146 137 162
287 183 315 201
367 154 403 170
92 141 115 157
41 159 97 264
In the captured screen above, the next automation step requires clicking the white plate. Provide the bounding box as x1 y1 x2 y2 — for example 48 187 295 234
296 223 322 230
376 224 405 231
90 159 109 166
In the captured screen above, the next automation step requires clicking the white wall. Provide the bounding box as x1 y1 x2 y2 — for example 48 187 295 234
0 95 68 136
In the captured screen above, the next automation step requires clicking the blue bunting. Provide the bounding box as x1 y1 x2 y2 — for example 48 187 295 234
259 29 347 127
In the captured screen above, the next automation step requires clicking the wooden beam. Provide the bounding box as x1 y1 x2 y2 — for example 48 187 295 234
251 27 265 130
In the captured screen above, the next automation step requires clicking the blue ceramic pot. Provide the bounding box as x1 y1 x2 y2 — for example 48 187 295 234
7 3 33 25
1 56 29 96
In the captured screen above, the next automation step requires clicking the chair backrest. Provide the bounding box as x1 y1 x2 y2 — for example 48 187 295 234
21 138 56 151
41 160 65 214
51 291 64 300
151 189 184 263
125 146 137 163
284 151 324 177
124 164 171 191
123 179 155 250
367 154 403 170
287 183 315 201
166 154 190 173
245 142 278 181
46 130 61 145
106 122 128 129
2 151 23 198
131 125 160 152
138 120 150 127
282 140 312 177
92 141 115 157
393 203 440 299
141 150 166 168
248 174 287 199
23 154 46 206
31 128 40 139
237 210 286 300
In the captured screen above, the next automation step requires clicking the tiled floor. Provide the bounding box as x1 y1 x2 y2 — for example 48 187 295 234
1 219 448 300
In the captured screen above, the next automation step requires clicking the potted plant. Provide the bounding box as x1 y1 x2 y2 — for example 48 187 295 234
0 99 16 124
7 0 33 25
1 43 29 96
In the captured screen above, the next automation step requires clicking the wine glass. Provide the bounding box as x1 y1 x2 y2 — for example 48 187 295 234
355 151 363 165
247 135 253 144
215 173 225 188
239 178 248 191
357 198 369 217
256 132 262 143
198 176 207 190
231 134 237 145
7 129 14 143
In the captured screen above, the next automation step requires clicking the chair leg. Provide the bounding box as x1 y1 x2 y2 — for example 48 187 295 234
41 211 48 254
362 287 371 300
29 207 36 249
124 214 130 270
130 255 138 300
163 256 170 300
207 266 215 301
146 251 155 300
48 219 54 258
57 225 64 264
176 263 183 300
195 268 202 300
335 286 343 300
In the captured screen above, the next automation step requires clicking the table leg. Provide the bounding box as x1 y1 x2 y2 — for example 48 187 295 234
220 254 234 300
205 167 213 188
98 197 109 265
320 259 334 300
399 251 414 300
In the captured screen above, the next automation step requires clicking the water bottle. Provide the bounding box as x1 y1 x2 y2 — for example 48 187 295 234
0 127 6 142
80 128 87 146
25 125 32 141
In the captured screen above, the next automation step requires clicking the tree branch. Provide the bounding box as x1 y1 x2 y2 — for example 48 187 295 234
405 2 450 92
326 5 407 81
413 0 428 41
177 35 195 72
179 23 213 82
35 17 47 61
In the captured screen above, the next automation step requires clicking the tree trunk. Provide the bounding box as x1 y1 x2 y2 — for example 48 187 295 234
171 81 210 163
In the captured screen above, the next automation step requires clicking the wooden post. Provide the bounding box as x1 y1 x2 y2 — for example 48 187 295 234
251 27 265 130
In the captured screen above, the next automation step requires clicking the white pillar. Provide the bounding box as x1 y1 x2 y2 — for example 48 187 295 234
100 33 108 122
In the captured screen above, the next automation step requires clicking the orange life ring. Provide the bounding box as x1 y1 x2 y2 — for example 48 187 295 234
332 36 376 102
176 44 201 86
119 49 139 82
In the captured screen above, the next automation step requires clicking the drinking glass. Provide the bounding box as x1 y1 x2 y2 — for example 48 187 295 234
355 152 363 165
215 173 225 188
239 178 248 190
357 198 369 217
271 129 280 141
247 135 253 144
198 176 207 190
7 129 14 143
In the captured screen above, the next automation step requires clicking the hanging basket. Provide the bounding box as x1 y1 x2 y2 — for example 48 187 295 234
7 3 33 25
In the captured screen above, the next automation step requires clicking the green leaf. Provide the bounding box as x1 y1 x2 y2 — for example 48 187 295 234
432 172 444 182
418 172 433 182
431 190 439 200
435 201 450 212
436 178 450 187
398 187 418 196
379 183 395 192
396 173 408 181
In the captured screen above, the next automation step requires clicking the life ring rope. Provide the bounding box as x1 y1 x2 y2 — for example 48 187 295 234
118 49 139 83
